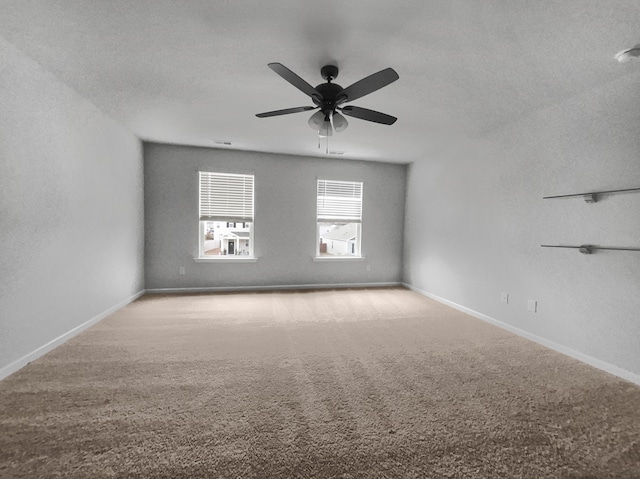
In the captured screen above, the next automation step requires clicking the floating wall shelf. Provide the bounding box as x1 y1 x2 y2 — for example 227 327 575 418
542 186 640 254
543 187 640 203
540 245 640 255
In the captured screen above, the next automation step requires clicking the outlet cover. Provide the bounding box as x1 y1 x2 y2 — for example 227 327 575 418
179 267 185 275
501 292 509 303
527 299 537 313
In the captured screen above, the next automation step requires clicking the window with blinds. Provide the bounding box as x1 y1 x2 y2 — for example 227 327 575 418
199 172 254 222
317 179 363 258
317 179 363 223
199 172 254 258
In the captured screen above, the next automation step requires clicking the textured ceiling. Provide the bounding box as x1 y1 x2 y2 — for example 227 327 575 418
1 0 639 163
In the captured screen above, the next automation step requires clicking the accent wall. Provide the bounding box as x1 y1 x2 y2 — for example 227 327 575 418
144 143 406 290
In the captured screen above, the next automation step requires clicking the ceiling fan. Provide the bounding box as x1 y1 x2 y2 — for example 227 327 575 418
256 63 399 137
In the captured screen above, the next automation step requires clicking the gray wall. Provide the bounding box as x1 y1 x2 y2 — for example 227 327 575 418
0 37 145 375
144 143 406 289
404 72 640 379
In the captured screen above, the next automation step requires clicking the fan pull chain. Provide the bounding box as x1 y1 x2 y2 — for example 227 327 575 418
317 133 330 154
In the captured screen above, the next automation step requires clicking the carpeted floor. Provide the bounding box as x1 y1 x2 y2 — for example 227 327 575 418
1 287 639 478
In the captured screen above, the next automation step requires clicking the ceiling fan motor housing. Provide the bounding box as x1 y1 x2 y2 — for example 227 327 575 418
314 82 345 116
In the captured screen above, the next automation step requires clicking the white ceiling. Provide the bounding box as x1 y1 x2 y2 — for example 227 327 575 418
1 0 639 164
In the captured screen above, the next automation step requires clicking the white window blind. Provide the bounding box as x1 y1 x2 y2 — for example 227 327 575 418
317 179 363 223
199 172 254 221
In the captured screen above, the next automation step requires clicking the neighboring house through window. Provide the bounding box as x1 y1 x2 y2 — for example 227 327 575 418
317 179 363 257
199 171 254 257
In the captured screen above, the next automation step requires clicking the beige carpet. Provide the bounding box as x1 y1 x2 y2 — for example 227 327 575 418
1 287 639 478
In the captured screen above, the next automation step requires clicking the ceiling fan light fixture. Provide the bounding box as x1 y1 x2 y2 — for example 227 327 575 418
615 46 640 63
332 111 349 132
308 110 325 130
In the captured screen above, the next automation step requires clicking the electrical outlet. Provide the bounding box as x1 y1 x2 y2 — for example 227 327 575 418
501 292 509 303
179 266 185 275
366 265 371 272
527 299 537 313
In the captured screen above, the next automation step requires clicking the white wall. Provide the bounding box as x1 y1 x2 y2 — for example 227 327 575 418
404 72 640 379
144 143 406 289
0 37 145 376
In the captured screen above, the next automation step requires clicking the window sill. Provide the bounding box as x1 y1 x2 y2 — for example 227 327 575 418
313 256 365 262
193 257 258 263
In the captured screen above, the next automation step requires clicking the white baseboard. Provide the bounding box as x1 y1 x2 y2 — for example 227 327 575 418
403 283 640 386
0 289 146 381
145 281 402 294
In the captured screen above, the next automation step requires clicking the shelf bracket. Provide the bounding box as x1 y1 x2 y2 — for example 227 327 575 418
578 245 593 254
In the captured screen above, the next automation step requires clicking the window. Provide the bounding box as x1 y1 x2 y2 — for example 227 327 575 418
199 172 254 258
317 179 363 257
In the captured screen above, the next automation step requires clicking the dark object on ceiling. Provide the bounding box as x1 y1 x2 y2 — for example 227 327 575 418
256 63 399 136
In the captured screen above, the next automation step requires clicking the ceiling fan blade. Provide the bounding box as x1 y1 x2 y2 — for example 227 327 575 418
268 63 322 100
340 106 397 125
256 106 317 118
338 68 399 103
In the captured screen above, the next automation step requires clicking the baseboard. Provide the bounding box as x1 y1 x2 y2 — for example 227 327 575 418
403 283 640 386
0 289 146 381
145 281 402 294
